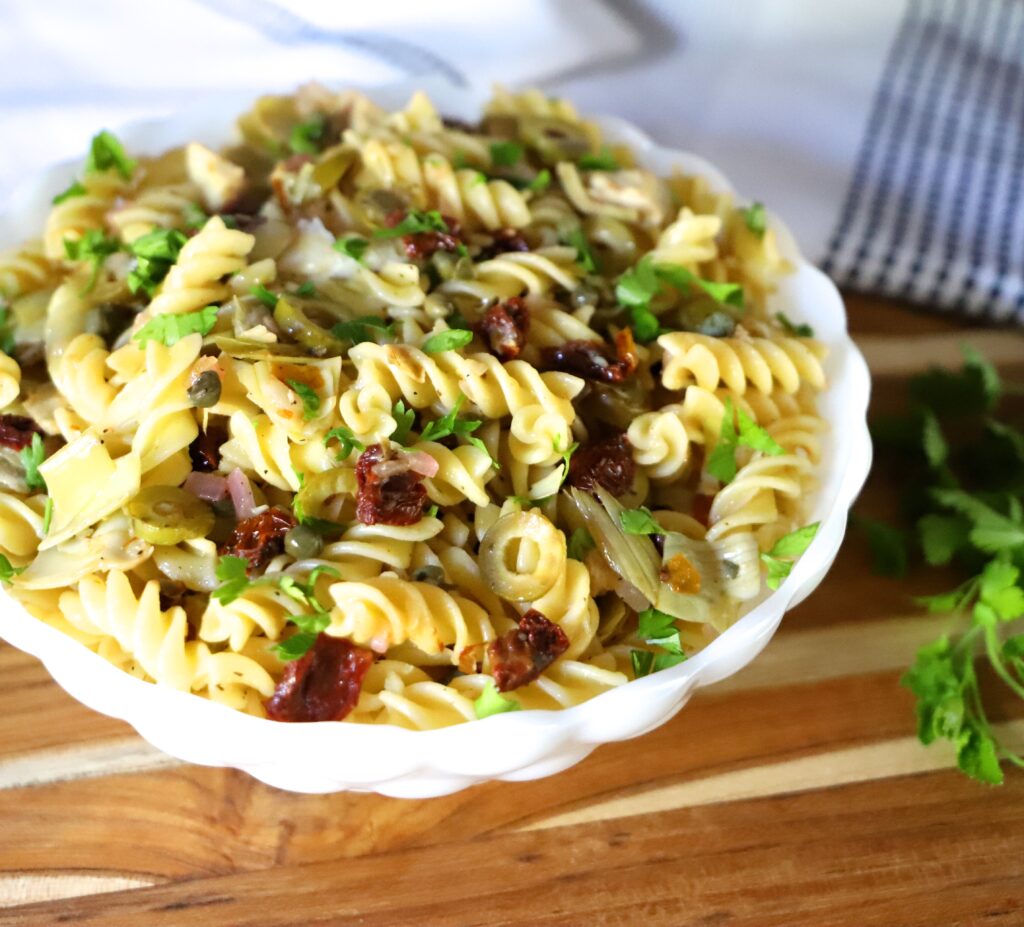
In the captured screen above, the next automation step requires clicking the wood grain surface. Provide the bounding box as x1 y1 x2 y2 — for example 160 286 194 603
1 296 1023 927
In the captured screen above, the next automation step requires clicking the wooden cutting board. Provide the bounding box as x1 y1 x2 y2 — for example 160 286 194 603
0 296 1022 927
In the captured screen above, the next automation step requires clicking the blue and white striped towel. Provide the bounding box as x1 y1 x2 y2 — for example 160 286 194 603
3 0 1023 324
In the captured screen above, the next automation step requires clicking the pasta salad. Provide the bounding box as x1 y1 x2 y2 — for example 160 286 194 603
0 85 826 726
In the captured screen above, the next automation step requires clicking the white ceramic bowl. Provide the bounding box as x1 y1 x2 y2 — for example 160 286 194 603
0 79 871 797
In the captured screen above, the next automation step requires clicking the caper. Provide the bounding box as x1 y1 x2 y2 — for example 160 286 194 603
695 311 736 338
571 282 600 308
284 524 323 559
412 564 445 585
128 486 215 545
187 370 222 408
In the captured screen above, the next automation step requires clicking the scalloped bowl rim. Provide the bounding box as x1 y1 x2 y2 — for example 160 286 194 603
0 78 872 797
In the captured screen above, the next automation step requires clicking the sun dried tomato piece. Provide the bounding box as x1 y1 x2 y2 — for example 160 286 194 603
265 634 374 723
355 444 427 526
487 610 570 692
479 228 530 260
568 432 636 497
0 415 43 451
541 329 638 384
476 297 530 361
188 421 227 473
219 507 297 573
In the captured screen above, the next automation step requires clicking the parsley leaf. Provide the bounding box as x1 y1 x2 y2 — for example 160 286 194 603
211 556 251 605
0 307 16 355
775 312 814 337
578 147 619 171
288 115 326 155
331 315 393 345
420 395 497 467
63 229 120 294
295 280 316 298
251 283 278 309
620 506 663 536
655 262 745 309
85 130 136 180
567 527 596 561
19 433 46 492
564 227 600 274
391 401 416 445
287 380 320 420
334 236 369 263
741 202 767 237
127 228 187 296
422 329 474 354
134 305 218 348
0 553 25 585
183 202 208 230
760 522 820 590
553 434 579 488
373 210 449 239
474 680 522 718
489 141 523 167
526 169 551 192
324 426 364 461
918 513 970 567
52 181 86 205
631 607 687 677
706 398 784 483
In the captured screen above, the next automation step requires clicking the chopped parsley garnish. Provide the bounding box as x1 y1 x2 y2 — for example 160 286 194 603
19 432 46 493
183 202 209 230
287 380 320 420
553 434 579 488
706 397 785 484
564 227 600 274
85 130 136 180
578 147 619 171
422 328 474 354
323 426 365 461
0 307 16 356
373 209 449 239
567 527 596 561
331 316 393 344
63 229 120 294
0 554 25 585
741 201 767 237
617 258 745 336
489 141 523 167
127 228 187 296
620 506 663 536
474 680 522 718
295 280 316 298
42 496 53 535
419 394 496 466
288 115 327 155
52 181 86 205
631 607 687 677
391 400 416 445
760 522 821 590
509 168 552 193
251 283 278 309
334 236 369 263
133 305 218 348
776 312 814 337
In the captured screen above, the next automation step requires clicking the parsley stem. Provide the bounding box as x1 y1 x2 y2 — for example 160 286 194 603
1002 751 1024 768
984 625 1024 701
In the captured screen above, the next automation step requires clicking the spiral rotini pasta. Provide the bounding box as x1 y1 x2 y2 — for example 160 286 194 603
1 86 828 729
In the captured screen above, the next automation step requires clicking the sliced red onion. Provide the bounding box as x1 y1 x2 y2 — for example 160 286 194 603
405 451 440 478
227 467 257 520
183 471 229 503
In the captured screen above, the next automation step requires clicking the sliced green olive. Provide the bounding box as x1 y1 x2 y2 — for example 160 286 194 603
284 525 323 559
272 297 345 357
519 117 591 164
128 486 215 545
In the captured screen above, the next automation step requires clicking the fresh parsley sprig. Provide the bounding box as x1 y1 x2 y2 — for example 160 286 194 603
474 680 522 718
373 209 449 239
19 433 47 492
706 397 785 483
324 426 364 461
63 229 120 294
133 305 218 348
631 607 687 677
761 522 821 590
